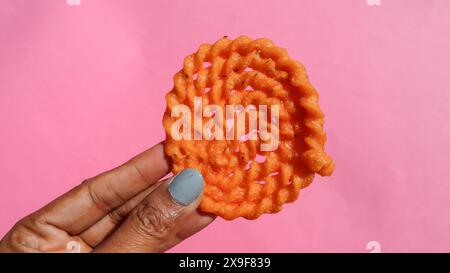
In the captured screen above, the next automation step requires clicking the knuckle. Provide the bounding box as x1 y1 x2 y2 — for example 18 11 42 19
4 216 54 253
107 208 127 225
80 178 91 185
6 223 41 252
133 202 178 239
87 182 111 213
85 174 126 214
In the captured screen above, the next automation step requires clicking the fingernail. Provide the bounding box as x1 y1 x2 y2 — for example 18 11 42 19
168 168 204 206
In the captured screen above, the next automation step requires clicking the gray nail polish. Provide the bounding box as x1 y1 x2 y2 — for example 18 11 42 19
168 168 204 206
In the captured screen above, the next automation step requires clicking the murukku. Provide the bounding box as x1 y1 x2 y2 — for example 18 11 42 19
163 36 334 220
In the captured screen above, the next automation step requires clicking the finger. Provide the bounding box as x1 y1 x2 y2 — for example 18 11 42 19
175 210 216 241
79 180 163 247
81 181 215 248
34 143 170 235
82 197 215 249
94 168 211 253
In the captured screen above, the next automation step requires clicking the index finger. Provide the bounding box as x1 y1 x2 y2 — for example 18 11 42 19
32 142 170 235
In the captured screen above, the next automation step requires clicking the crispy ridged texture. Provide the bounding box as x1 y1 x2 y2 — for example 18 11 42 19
163 36 334 220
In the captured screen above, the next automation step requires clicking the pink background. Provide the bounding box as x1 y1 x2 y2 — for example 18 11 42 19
1 0 450 252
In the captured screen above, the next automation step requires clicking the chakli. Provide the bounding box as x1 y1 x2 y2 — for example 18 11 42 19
163 36 334 219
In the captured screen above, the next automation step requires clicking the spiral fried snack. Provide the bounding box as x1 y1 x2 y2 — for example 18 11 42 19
163 36 334 220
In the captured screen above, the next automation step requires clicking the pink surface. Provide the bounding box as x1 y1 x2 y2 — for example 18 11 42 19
1 0 450 252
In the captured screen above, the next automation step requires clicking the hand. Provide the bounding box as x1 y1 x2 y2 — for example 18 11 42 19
0 143 214 253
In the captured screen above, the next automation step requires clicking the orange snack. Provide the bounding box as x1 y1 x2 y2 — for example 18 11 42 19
163 36 334 220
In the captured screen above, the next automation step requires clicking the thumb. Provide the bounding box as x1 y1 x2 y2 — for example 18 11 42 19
94 168 205 253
